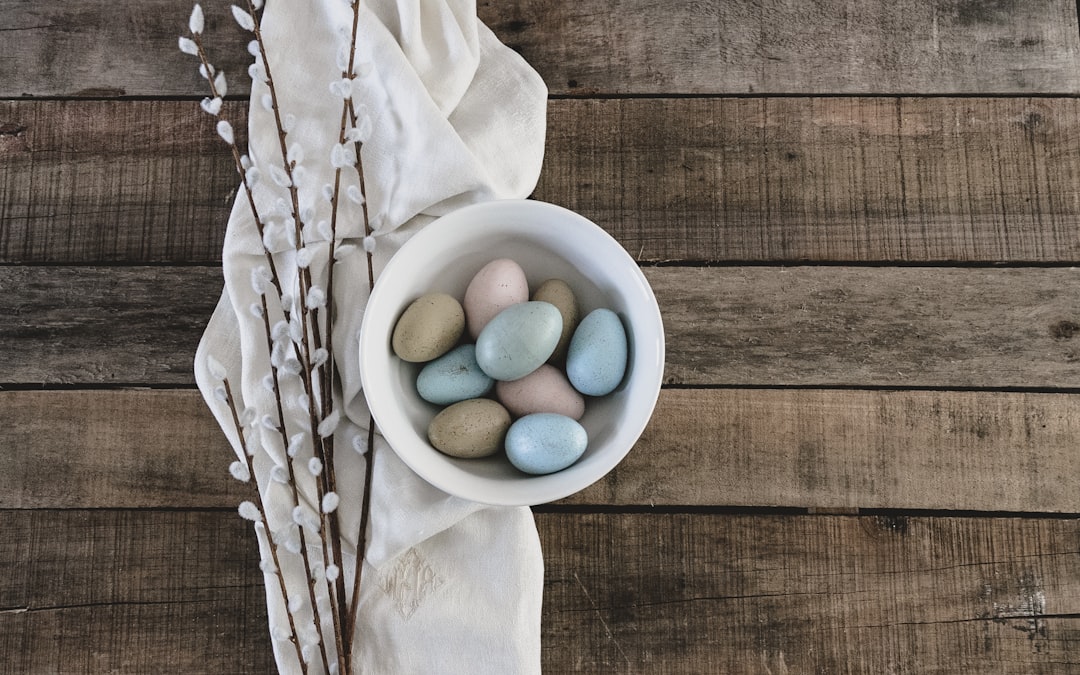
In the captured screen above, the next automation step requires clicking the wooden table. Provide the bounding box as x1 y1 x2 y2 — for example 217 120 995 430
4 1 1080 672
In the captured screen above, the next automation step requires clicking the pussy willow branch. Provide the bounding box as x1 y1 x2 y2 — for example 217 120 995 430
191 33 285 305
244 4 346 671
222 377 308 675
258 292 332 675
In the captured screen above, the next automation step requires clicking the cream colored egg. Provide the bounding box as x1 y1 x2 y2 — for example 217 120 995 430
391 292 465 362
495 364 585 420
427 398 511 458
463 258 529 339
532 278 579 364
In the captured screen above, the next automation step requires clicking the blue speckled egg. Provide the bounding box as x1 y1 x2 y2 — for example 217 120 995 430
416 344 494 405
475 301 563 381
566 308 628 396
505 413 588 475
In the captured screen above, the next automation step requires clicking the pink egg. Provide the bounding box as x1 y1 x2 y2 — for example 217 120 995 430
463 258 529 339
495 364 586 420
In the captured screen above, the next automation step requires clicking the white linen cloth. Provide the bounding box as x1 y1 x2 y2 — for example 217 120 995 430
193 0 548 672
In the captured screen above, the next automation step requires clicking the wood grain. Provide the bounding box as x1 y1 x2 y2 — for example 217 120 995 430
4 388 1080 513
6 98 1080 264
6 265 1080 388
2 0 1078 97
3 510 1079 673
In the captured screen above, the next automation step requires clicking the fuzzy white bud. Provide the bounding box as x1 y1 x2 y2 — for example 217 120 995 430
199 62 214 80
270 464 289 483
260 414 277 431
261 373 275 393
238 501 262 522
317 409 340 437
261 93 274 112
260 559 278 575
345 184 364 205
240 407 257 426
321 492 340 514
326 564 340 582
213 71 228 97
280 357 301 377
306 285 326 309
216 120 234 145
287 433 305 458
321 183 335 202
247 40 260 57
231 5 256 31
352 113 373 144
272 626 291 642
308 457 323 476
295 246 315 269
362 235 377 253
334 244 357 260
317 220 334 241
244 165 261 187
283 113 296 132
229 460 251 482
311 348 329 369
248 62 266 83
178 36 199 56
188 4 205 34
213 386 228 403
206 355 227 380
268 165 292 188
288 594 303 613
199 96 222 116
287 143 304 165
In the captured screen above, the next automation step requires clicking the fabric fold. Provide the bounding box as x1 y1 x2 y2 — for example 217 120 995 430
194 0 548 672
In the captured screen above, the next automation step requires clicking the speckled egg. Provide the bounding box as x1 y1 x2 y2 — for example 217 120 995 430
532 278 579 364
463 258 529 339
566 308 628 396
391 293 465 363
495 364 585 420
416 344 495 406
505 413 588 475
475 301 563 381
427 398 511 459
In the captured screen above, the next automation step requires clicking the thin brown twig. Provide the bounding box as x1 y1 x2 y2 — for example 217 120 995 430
222 378 308 675
258 294 334 675
244 4 346 670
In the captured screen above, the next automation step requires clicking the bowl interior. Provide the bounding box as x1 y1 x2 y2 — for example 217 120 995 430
360 200 664 505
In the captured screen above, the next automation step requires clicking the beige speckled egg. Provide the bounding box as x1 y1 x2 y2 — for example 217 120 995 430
391 293 465 363
532 278 579 363
495 364 585 420
427 398 511 458
464 258 529 339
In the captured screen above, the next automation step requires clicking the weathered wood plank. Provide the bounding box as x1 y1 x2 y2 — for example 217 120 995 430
3 510 1079 673
4 388 1080 513
6 98 1080 264
2 0 1078 97
5 265 1080 388
0 510 272 673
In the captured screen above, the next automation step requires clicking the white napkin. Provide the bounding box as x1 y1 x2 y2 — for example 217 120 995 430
193 0 548 672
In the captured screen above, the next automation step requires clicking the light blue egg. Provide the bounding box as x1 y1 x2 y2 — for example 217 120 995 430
475 301 563 381
416 344 494 405
505 413 588 475
566 308 628 396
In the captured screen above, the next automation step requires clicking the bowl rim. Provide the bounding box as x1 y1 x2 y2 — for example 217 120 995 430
358 198 665 505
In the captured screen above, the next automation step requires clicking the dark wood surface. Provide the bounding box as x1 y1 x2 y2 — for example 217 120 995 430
3 0 1080 672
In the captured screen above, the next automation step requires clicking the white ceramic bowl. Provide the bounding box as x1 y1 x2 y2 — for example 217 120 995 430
359 199 665 505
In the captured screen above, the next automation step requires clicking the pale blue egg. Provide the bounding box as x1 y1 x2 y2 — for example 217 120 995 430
566 308 628 396
416 344 494 405
505 413 588 475
475 301 563 381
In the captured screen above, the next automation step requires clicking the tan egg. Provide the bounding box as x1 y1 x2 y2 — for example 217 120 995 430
463 258 529 339
391 293 465 362
495 364 585 420
427 398 511 458
531 278 579 363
